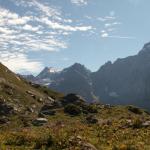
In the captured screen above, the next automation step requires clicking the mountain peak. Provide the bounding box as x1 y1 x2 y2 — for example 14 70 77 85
143 42 150 49
139 42 150 55
66 63 91 74
42 67 60 73
37 67 60 79
71 63 85 69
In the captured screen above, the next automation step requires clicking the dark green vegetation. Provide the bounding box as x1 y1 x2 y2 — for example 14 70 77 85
1 63 150 149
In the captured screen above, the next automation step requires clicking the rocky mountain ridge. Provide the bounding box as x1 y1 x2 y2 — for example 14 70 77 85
23 42 150 109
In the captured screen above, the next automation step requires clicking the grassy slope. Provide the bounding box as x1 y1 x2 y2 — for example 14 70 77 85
0 106 150 150
0 63 63 114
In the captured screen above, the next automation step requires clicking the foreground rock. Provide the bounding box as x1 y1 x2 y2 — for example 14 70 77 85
39 110 56 116
62 94 85 105
32 118 48 126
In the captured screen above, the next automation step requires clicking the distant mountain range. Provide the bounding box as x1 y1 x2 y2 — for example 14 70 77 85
23 42 150 109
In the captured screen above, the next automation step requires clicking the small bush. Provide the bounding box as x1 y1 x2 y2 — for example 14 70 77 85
64 104 81 116
82 104 98 114
87 104 98 113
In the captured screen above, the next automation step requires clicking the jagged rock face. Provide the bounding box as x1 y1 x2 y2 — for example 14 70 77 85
23 63 97 102
49 63 95 102
37 67 60 79
92 42 150 109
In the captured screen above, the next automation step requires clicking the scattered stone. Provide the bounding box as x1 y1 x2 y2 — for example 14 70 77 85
41 103 57 111
26 91 36 99
40 110 56 116
81 142 98 150
38 98 43 103
104 104 112 109
31 104 36 109
26 107 34 113
32 118 48 126
26 90 33 95
31 95 36 99
47 96 55 102
142 121 150 127
126 119 132 127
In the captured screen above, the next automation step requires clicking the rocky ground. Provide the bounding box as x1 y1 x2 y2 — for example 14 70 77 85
1 93 150 150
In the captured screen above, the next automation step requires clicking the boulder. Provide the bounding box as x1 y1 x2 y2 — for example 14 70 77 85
40 110 56 116
32 118 48 126
62 94 85 106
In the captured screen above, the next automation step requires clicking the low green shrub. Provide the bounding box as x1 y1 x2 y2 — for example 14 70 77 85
64 104 81 116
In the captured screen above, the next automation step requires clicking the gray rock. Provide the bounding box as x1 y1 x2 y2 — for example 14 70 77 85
32 118 48 126
82 142 98 150
40 110 56 116
142 121 150 127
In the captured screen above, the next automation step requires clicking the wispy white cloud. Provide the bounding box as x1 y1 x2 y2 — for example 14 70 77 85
0 0 93 73
71 0 89 6
0 52 43 74
101 32 135 40
99 10 135 40
39 17 92 31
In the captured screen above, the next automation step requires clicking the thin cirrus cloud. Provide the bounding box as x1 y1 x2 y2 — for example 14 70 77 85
0 0 93 74
101 32 135 40
71 0 89 6
100 11 135 40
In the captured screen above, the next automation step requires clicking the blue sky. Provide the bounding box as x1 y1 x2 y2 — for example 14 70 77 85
0 0 150 74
